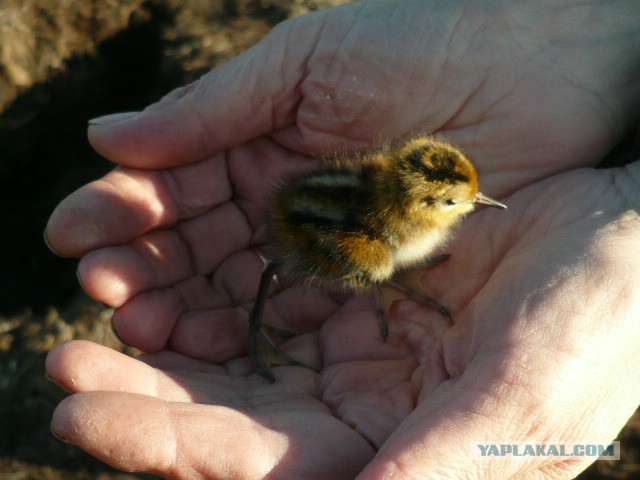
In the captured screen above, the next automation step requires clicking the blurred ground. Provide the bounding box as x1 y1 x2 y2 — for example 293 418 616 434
0 1 638 478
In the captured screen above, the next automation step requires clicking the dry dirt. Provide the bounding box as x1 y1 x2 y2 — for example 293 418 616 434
0 1 638 478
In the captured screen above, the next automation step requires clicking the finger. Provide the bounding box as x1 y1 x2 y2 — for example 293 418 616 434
355 378 518 479
107 249 341 361
48 342 374 478
45 155 231 257
166 281 339 364
110 285 190 352
354 352 598 480
51 391 291 478
75 201 251 307
99 250 262 356
51 389 373 479
46 340 223 400
46 340 320 400
85 18 325 169
89 249 260 355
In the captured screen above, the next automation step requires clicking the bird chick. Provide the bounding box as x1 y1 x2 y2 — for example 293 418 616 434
248 135 506 381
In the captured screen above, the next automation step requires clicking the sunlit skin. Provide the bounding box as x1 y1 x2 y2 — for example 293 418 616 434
42 1 640 478
251 136 506 380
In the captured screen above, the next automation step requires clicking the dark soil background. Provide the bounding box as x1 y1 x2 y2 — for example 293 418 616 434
0 1 638 478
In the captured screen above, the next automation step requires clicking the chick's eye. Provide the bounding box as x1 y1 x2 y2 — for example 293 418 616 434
445 199 458 205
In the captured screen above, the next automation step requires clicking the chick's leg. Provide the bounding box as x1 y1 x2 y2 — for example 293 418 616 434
248 259 313 382
377 254 451 341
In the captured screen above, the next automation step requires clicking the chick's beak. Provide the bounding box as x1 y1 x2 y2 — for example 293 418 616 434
475 192 507 210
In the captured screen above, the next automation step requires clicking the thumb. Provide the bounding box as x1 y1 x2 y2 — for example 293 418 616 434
87 18 317 169
356 372 588 479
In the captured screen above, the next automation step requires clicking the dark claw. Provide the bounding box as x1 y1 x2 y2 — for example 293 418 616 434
425 253 451 267
387 280 450 318
237 301 296 338
248 322 277 383
373 285 388 341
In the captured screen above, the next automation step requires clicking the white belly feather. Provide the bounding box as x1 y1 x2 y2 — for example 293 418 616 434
392 229 448 269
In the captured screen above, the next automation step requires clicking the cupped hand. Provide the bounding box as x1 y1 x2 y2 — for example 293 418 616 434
47 162 640 478
45 0 640 478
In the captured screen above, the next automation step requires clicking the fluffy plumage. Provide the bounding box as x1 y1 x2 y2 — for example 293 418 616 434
270 136 504 288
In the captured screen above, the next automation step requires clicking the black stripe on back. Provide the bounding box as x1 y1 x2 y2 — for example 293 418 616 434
285 207 366 233
298 182 360 200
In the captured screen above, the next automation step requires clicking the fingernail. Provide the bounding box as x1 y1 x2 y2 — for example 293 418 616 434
75 268 83 289
45 372 71 393
88 111 140 126
43 229 68 258
111 319 126 345
50 423 73 445
75 268 88 296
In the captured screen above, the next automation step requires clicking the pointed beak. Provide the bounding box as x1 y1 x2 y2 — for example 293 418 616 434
475 192 507 210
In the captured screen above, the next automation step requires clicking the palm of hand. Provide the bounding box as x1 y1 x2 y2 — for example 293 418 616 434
48 137 640 478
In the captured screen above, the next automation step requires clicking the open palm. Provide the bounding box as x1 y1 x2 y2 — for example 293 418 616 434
45 1 640 478
47 158 640 478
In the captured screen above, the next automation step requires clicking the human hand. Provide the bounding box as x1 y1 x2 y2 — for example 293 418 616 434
45 0 640 478
46 161 640 478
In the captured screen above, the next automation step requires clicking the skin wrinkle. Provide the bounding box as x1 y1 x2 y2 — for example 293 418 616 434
455 368 523 424
417 44 458 127
223 152 257 248
374 453 414 480
458 282 489 333
172 223 199 282
444 59 513 140
165 158 233 219
95 180 143 238
266 22 308 133
209 253 256 308
128 237 164 289
549 62 615 138
171 275 211 313
165 401 187 478
159 167 192 220
519 6 631 137
299 6 368 137
244 57 282 138
177 78 231 162
225 150 248 205
159 79 199 104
